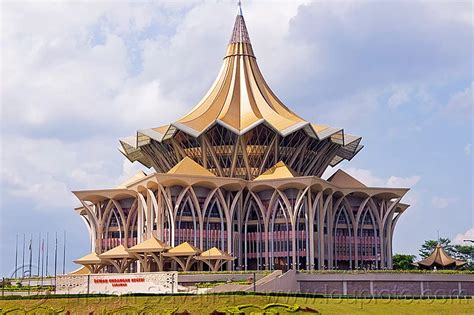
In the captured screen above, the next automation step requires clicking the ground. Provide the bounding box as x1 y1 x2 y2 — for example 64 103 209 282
0 294 472 314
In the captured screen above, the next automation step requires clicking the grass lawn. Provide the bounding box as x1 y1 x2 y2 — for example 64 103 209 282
0 294 472 314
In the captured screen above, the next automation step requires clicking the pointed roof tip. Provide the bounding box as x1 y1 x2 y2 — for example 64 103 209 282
237 0 243 16
254 161 298 181
327 169 367 188
229 9 251 44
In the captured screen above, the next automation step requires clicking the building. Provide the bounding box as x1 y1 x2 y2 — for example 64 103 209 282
413 245 466 270
73 9 409 272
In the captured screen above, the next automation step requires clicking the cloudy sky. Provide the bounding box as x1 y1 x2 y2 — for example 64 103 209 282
1 0 472 276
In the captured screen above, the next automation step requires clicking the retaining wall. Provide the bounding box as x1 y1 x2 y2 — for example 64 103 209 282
296 273 474 296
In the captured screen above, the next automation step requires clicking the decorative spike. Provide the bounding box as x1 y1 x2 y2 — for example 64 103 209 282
229 13 251 44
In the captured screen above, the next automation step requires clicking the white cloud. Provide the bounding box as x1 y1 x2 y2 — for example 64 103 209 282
445 82 473 120
388 86 411 109
0 135 123 210
330 167 420 189
453 228 474 245
431 196 457 209
117 160 149 186
323 167 420 206
386 175 421 188
464 143 472 156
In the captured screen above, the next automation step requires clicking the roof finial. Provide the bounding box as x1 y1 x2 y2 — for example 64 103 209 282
238 0 243 16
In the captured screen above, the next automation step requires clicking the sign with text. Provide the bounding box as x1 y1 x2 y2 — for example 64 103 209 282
57 272 178 295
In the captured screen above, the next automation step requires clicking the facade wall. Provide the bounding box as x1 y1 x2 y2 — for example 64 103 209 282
297 273 474 296
78 177 405 271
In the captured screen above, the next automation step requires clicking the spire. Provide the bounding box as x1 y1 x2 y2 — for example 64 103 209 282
229 9 251 45
226 3 254 58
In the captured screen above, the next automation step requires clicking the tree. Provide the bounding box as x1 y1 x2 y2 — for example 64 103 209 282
392 254 416 270
453 244 474 270
419 238 454 258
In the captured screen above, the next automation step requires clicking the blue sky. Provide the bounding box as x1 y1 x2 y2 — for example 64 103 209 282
1 1 472 276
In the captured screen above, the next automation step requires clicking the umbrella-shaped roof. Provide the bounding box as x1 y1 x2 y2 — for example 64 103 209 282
195 247 235 261
128 236 170 253
99 245 133 259
163 242 201 256
167 157 216 177
74 252 102 265
414 244 466 268
254 161 298 181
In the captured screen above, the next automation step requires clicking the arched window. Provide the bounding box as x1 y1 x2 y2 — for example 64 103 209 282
270 199 291 271
243 200 264 271
357 207 379 269
176 196 199 246
333 205 354 269
203 198 226 251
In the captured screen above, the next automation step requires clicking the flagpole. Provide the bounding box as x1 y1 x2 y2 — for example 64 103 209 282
54 232 58 292
41 238 45 286
37 232 41 276
22 234 25 278
46 232 49 277
28 234 32 294
62 231 66 275
14 235 18 279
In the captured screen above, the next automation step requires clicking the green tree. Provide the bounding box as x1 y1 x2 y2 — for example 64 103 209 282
392 254 416 270
419 238 454 258
453 244 474 270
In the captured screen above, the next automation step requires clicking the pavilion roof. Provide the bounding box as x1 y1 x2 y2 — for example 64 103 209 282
167 157 216 177
128 236 170 253
163 242 201 256
415 245 466 268
254 161 298 181
327 169 366 188
195 247 235 261
99 245 133 259
74 252 102 265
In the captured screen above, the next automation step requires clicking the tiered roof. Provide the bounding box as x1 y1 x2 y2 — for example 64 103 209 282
414 244 466 269
119 9 363 173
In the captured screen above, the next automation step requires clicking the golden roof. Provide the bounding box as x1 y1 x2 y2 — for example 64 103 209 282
128 235 170 253
74 252 102 265
69 266 91 275
119 11 364 170
195 247 235 260
163 242 201 256
415 245 466 268
327 169 366 188
254 161 298 181
167 157 216 177
174 13 306 136
99 245 133 259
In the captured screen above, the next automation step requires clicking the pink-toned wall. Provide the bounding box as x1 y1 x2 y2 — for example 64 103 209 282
296 273 474 296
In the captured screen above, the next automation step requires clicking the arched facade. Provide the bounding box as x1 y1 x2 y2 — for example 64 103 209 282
73 10 410 272
74 171 409 271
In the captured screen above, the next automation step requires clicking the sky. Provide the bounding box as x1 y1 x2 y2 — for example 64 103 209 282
0 0 472 277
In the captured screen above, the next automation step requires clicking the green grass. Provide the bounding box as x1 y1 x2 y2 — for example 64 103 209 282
0 294 472 314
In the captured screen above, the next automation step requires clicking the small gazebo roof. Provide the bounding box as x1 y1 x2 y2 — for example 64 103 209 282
128 236 170 253
163 242 201 256
195 247 235 261
99 245 133 259
254 161 298 181
74 252 102 265
415 245 466 268
167 157 216 177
